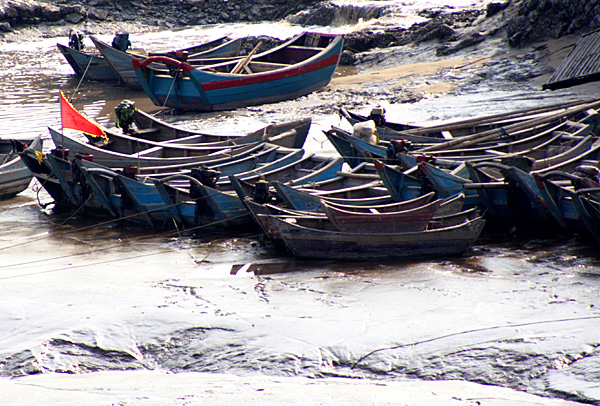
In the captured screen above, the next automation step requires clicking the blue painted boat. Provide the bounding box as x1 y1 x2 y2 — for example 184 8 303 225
340 99 600 142
272 180 393 212
133 32 344 111
175 155 344 231
463 161 553 223
91 35 243 89
572 188 600 244
57 43 119 82
373 161 431 202
532 170 600 232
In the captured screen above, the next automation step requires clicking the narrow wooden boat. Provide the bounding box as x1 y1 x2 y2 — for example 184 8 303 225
90 35 243 89
260 212 485 260
572 188 600 244
532 170 600 232
163 155 344 231
70 152 342 229
327 112 598 169
57 43 119 82
133 32 344 111
0 137 43 200
320 198 442 233
49 120 308 170
340 98 600 141
129 109 309 149
240 189 468 242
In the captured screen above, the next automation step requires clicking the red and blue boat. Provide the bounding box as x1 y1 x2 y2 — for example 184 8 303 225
133 32 344 111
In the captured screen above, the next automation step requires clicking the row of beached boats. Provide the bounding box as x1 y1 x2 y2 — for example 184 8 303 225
12 93 600 260
4 31 600 260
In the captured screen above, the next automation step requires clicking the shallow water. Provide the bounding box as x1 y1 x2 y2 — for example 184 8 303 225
1 8 600 405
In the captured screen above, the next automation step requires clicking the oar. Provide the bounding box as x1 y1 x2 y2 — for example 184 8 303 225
231 41 262 74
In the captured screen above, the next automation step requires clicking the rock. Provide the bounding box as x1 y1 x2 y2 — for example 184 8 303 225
0 21 11 31
39 3 61 21
88 7 107 20
64 12 85 24
15 0 40 19
286 4 337 26
339 50 356 65
486 1 509 18
436 32 485 56
414 22 456 43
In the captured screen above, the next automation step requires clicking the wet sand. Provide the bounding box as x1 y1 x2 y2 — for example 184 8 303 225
0 371 587 405
1 25 600 406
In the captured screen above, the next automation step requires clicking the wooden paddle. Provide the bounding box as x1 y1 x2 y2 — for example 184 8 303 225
231 41 262 74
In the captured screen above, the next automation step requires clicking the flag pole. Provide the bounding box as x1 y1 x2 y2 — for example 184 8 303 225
60 92 65 158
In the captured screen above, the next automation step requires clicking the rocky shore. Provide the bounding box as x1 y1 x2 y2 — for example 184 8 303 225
1 0 599 64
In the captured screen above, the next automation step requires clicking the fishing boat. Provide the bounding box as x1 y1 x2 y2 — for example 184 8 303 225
0 137 43 200
53 92 310 169
90 35 243 89
328 107 599 169
341 98 600 141
70 151 342 229
260 211 485 260
132 32 344 111
174 155 344 230
272 176 394 212
57 44 119 82
58 30 240 84
128 108 308 149
532 169 600 233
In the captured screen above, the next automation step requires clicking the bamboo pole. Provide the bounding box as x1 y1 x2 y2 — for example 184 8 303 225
401 98 600 136
231 41 262 74
415 100 600 153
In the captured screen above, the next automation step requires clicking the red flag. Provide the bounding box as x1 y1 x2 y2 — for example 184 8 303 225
60 91 106 139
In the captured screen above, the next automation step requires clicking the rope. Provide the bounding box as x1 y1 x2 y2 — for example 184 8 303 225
162 70 179 110
70 54 94 101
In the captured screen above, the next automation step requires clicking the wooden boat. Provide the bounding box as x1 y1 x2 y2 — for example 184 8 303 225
463 162 555 225
57 43 119 82
132 32 344 111
242 191 470 243
272 178 395 211
71 152 342 229
48 117 309 170
18 139 287 213
327 110 598 169
161 155 344 231
0 137 43 200
571 188 600 244
341 98 600 141
90 35 243 89
320 198 445 233
532 169 600 232
129 109 309 149
259 212 485 260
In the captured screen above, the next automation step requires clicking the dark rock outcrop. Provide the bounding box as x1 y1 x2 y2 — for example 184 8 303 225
506 0 600 47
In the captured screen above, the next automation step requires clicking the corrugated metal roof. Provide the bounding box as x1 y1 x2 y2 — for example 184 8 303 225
543 29 600 90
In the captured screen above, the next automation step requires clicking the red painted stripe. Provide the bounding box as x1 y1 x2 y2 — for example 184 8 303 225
200 54 340 91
